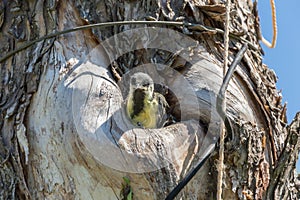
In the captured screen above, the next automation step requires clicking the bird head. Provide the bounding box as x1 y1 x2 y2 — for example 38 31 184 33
130 72 154 99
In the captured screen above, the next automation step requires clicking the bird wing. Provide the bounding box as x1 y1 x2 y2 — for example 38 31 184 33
155 92 169 127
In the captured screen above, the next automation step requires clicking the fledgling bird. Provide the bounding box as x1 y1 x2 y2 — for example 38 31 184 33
126 72 168 128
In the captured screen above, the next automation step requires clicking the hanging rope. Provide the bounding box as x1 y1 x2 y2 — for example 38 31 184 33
222 1 230 76
261 0 277 48
217 0 231 199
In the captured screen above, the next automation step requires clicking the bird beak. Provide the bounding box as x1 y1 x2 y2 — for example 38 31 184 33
135 84 147 90
136 87 146 91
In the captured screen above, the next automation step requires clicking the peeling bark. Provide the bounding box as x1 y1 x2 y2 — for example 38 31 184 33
0 0 299 199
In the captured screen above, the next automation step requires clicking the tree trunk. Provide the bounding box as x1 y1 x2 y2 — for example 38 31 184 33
0 0 299 199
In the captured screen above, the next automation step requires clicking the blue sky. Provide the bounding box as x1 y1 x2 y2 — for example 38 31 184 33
258 1 300 172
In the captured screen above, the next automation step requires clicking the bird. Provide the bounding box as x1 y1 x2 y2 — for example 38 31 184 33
126 72 168 128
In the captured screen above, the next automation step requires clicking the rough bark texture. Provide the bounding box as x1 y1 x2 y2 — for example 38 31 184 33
0 0 299 199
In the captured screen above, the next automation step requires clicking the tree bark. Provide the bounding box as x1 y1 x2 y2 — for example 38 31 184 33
0 0 299 199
